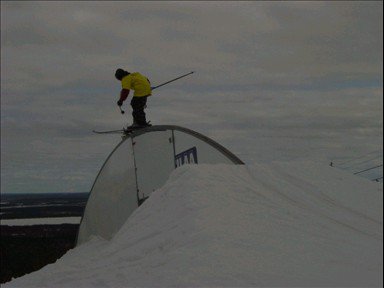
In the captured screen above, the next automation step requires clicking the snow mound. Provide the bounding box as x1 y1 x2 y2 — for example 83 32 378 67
6 162 383 287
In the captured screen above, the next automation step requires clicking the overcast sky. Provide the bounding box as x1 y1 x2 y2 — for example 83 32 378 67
1 1 383 193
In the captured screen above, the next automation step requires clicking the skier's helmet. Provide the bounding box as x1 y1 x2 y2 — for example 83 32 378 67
115 68 128 80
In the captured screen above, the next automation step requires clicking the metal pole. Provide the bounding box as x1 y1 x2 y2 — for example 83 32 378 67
151 71 194 91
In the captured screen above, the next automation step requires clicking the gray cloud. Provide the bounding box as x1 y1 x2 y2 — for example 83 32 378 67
1 1 382 192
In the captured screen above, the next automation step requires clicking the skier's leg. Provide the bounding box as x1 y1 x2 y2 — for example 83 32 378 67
131 97 148 126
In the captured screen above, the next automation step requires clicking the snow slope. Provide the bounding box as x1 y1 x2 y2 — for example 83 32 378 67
5 162 383 287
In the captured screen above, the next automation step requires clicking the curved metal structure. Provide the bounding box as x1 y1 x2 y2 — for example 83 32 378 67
77 125 243 245
126 125 244 164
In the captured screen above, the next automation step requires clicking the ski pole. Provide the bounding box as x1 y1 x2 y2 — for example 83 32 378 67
151 71 194 91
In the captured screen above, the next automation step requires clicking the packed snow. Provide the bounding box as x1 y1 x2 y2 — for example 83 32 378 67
5 162 383 287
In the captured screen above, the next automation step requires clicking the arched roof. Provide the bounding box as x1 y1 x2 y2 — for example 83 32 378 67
77 125 243 245
122 125 244 164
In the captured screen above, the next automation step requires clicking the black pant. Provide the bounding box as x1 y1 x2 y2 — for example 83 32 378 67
130 96 148 125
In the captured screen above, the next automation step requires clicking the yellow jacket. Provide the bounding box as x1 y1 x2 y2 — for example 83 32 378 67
121 72 152 97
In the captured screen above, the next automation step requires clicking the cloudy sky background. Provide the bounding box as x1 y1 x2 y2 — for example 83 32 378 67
1 1 383 193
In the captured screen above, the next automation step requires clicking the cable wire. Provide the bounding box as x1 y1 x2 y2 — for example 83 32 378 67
341 155 383 170
353 164 383 175
337 150 382 167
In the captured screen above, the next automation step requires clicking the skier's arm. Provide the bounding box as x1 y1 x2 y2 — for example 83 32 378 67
117 89 130 106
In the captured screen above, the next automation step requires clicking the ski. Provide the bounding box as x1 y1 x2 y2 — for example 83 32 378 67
93 123 152 135
123 124 152 134
92 129 125 134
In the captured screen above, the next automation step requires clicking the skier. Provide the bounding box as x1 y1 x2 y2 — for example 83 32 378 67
115 68 152 129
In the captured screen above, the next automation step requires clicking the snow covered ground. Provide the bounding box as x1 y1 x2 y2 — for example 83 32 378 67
5 162 383 287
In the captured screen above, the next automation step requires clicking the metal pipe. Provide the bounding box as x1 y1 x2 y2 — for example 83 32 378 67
151 71 194 90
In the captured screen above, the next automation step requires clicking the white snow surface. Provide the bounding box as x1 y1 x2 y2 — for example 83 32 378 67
6 162 383 287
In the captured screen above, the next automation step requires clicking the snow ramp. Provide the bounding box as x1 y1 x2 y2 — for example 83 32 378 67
5 162 382 287
77 125 243 245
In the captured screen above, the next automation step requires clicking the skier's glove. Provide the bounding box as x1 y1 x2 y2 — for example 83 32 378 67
117 100 123 106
